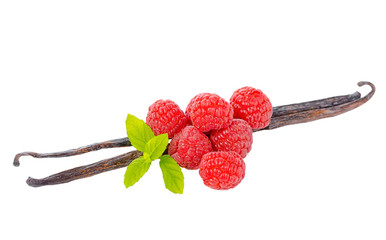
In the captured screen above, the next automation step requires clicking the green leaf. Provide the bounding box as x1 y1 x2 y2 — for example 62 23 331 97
126 114 155 152
159 155 184 194
124 156 152 188
145 133 169 161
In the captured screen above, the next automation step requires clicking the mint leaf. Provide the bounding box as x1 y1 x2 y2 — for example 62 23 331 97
145 133 169 161
126 114 155 152
124 156 152 188
159 155 184 194
124 114 182 193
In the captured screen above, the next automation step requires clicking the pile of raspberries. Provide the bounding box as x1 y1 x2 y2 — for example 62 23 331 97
146 86 272 190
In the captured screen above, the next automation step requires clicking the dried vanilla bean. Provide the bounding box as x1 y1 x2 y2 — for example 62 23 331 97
27 150 142 187
13 137 130 167
271 91 361 117
262 81 375 130
15 82 375 187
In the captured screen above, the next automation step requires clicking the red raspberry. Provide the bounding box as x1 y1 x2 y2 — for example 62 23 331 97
169 126 213 170
230 86 273 130
199 151 246 190
146 99 188 138
185 93 233 132
210 119 253 158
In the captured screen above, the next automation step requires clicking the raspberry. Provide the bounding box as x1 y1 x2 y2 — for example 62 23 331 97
210 119 253 158
185 93 233 132
146 99 188 138
169 126 213 170
199 151 246 190
230 86 273 130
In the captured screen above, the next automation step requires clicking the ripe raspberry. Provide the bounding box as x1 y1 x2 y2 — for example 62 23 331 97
146 99 188 138
169 126 213 170
230 86 273 130
210 119 253 158
199 151 246 190
185 93 233 132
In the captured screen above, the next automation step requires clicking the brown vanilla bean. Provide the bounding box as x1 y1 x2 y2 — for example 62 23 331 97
17 82 375 187
13 137 131 167
13 83 366 166
26 150 142 187
271 91 361 117
262 81 375 130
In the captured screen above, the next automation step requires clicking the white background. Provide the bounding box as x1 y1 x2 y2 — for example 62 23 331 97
1 1 385 239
